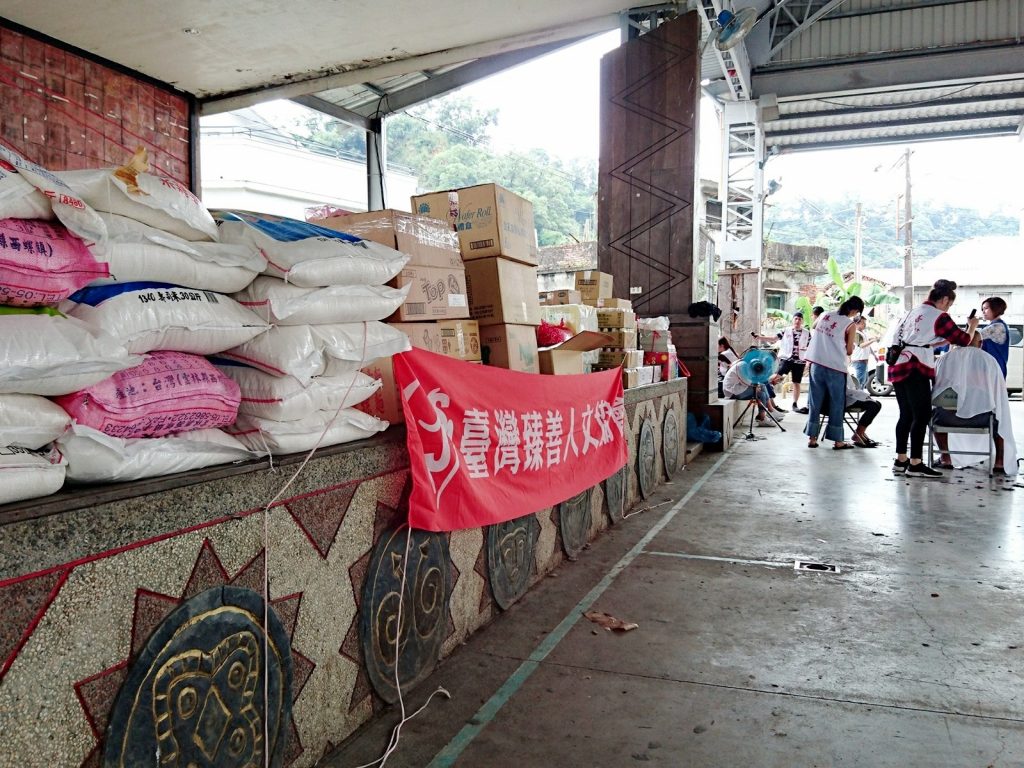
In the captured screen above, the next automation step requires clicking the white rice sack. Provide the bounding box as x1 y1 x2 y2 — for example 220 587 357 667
0 144 107 251
219 321 410 382
218 217 407 287
0 309 140 396
213 359 381 421
89 213 264 293
61 282 269 355
59 148 217 242
233 277 409 325
226 408 387 456
0 394 71 449
59 425 254 483
0 162 54 220
0 445 66 505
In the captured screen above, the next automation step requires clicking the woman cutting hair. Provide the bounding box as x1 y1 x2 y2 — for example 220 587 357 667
888 279 979 478
804 296 864 449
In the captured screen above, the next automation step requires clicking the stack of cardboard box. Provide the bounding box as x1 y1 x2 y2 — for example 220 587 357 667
639 324 679 384
414 184 541 374
312 208 481 424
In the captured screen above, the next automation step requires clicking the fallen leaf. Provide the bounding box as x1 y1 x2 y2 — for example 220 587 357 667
584 610 638 632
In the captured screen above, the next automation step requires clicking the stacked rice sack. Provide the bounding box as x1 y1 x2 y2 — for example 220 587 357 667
214 213 411 454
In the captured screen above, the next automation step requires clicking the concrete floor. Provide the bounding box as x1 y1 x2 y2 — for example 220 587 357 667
327 400 1024 768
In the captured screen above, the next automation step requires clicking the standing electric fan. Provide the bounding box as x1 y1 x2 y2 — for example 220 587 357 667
734 348 785 440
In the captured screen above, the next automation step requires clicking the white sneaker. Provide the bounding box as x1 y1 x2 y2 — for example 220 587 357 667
756 420 773 428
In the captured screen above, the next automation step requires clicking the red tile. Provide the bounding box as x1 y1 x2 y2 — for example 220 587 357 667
22 118 46 144
64 51 85 83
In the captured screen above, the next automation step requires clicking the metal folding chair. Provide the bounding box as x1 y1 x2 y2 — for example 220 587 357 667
927 387 995 474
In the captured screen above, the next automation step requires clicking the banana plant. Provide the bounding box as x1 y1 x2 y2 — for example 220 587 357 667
793 256 900 317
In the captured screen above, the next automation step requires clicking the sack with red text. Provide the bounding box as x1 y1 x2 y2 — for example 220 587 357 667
0 445 66 505
59 148 218 242
89 212 264 293
61 282 269 355
233 277 409 325
58 425 253 483
225 408 387 455
0 162 54 220
0 218 109 306
54 351 241 439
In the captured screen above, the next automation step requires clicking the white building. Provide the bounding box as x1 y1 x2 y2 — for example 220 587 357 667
199 110 418 220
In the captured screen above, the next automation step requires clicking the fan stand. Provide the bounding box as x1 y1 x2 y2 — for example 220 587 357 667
734 384 786 441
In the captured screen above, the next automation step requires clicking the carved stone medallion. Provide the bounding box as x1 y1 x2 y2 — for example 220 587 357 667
487 515 540 610
637 418 657 499
103 586 292 768
662 409 680 478
559 489 592 558
360 526 451 704
604 466 626 524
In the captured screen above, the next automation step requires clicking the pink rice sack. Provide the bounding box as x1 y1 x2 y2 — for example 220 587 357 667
54 351 240 439
0 218 109 306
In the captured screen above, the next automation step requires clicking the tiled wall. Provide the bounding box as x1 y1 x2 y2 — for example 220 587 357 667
0 22 191 184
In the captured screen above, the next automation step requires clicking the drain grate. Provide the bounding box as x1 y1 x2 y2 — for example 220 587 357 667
794 560 840 573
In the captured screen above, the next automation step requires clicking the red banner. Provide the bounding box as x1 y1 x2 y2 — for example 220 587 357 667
392 347 627 532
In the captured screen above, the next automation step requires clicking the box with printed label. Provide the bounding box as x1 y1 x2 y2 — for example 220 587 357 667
596 297 633 309
621 368 640 389
538 331 613 375
465 257 541 326
389 265 469 322
574 270 613 303
357 357 403 425
479 323 539 373
595 309 637 329
598 349 644 368
639 329 674 352
637 365 656 386
315 209 461 269
410 190 459 230
539 289 582 306
644 349 678 380
389 320 481 361
453 184 537 266
598 329 637 349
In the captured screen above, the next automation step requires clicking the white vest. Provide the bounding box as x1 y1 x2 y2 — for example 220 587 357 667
895 303 944 371
805 311 852 373
780 327 810 360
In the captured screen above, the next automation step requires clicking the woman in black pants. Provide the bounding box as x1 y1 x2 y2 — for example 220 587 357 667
888 279 979 478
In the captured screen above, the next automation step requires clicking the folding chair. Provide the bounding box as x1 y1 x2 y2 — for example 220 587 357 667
814 401 868 441
927 387 995 474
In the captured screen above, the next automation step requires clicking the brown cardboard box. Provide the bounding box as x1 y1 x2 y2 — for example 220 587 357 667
390 264 470 322
465 257 541 326
410 191 459 229
454 184 537 266
539 289 582 306
622 368 640 389
357 357 403 425
389 320 481 361
598 329 638 349
574 270 613 304
596 309 637 329
479 324 539 373
596 297 633 309
598 349 645 368
316 209 461 269
538 330 614 375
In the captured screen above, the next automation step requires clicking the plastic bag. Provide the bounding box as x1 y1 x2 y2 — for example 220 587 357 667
686 412 721 444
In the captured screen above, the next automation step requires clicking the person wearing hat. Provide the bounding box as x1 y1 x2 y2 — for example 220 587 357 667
754 311 811 413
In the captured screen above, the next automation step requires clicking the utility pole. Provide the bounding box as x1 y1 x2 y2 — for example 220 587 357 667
853 201 863 284
899 148 913 309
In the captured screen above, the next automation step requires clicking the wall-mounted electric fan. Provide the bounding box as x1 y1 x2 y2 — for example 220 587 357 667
701 6 758 54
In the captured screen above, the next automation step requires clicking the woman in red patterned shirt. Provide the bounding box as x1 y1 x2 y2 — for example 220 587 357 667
889 279 979 478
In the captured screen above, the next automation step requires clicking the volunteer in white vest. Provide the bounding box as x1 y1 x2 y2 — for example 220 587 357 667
804 296 864 450
754 312 811 413
888 279 979 478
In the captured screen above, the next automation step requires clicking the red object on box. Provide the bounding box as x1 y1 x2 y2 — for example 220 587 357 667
644 350 679 380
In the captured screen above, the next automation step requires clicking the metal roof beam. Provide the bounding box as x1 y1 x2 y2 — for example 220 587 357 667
288 95 372 131
768 0 847 60
752 45 1024 98
766 108 1024 137
769 125 1020 152
777 90 1024 120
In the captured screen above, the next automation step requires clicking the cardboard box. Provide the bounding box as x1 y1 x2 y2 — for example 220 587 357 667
639 329 674 352
454 184 537 266
316 209 461 269
390 264 470 322
465 257 541 326
575 270 613 304
622 368 640 389
357 357 403 425
596 309 637 329
644 349 678 380
597 297 633 309
538 330 614 375
598 349 645 368
637 365 656 386
599 329 637 349
390 320 481 361
539 289 582 306
410 191 459 230
479 324 539 373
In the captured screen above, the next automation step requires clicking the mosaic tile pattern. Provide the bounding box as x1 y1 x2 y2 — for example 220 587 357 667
0 569 67 678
